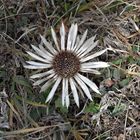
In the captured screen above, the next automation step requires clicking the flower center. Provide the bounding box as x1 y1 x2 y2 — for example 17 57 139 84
53 51 80 78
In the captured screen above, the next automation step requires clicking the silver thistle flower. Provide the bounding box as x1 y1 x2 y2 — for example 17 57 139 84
24 23 109 108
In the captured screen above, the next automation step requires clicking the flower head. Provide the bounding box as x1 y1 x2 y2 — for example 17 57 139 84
24 23 109 108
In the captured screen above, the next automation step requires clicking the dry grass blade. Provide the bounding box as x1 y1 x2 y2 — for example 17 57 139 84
3 123 70 136
6 100 23 125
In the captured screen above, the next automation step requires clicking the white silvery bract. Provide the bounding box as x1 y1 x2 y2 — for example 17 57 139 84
24 23 109 108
